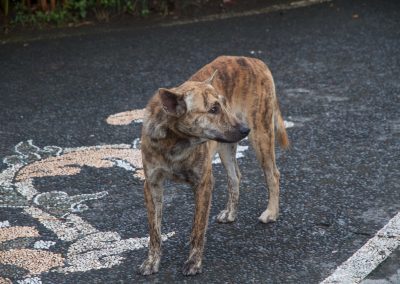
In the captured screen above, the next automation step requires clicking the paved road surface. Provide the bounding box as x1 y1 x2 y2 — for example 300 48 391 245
1 0 399 283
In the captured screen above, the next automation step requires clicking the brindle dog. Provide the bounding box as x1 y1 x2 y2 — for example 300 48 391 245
139 56 289 276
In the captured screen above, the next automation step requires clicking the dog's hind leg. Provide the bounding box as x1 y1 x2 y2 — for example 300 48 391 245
139 180 164 275
216 143 241 223
250 124 280 224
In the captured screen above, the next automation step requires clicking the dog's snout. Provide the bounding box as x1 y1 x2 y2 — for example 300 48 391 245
239 125 251 136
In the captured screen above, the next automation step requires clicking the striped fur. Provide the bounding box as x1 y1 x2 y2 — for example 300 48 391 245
139 56 289 276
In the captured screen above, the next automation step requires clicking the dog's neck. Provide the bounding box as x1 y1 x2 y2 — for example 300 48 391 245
169 134 207 157
151 128 206 160
143 114 206 161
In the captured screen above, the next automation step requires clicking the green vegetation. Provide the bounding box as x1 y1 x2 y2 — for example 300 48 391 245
0 0 203 28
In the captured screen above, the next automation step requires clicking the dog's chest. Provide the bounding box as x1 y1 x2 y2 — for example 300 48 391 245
168 161 203 185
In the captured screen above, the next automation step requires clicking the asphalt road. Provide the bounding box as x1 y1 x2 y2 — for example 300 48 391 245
1 0 399 283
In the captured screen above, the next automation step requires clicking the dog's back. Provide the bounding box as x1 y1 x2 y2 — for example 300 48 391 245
189 56 289 149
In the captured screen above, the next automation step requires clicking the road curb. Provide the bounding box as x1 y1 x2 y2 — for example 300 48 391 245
1 0 331 44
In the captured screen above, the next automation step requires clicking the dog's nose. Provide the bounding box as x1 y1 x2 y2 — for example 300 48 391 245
239 125 251 136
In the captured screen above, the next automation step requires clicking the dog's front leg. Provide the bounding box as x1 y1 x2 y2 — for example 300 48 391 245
139 180 164 275
182 171 214 276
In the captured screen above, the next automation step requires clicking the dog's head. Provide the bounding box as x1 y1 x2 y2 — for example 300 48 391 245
158 72 250 143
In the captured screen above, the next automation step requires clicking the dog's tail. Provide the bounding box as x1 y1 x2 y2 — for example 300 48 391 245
274 101 290 149
272 83 290 149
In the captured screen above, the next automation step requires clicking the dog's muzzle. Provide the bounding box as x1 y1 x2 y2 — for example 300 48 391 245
213 124 250 143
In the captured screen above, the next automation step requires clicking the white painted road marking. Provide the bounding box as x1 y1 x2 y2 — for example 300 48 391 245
321 212 400 284
17 277 42 284
284 120 295 128
33 240 56 250
212 145 249 164
0 141 176 282
0 220 10 228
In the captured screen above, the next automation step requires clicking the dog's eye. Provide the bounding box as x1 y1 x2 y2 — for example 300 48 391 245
208 105 220 114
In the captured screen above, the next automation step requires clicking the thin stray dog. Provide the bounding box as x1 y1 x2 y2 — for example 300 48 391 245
139 56 289 276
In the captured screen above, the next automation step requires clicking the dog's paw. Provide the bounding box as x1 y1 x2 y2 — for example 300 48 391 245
138 258 160 275
258 209 278 224
182 259 202 276
216 209 236 223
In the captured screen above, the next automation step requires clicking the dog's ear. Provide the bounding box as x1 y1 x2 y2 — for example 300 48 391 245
204 69 218 85
159 88 186 117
